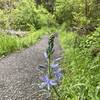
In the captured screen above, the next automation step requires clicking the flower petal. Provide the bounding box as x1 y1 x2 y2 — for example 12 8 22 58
54 70 63 81
40 75 57 90
44 52 48 59
39 82 46 89
55 57 62 62
51 63 59 68
50 80 57 85
47 84 51 90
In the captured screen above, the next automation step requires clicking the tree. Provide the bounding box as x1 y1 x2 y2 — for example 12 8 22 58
35 0 42 8
34 0 56 14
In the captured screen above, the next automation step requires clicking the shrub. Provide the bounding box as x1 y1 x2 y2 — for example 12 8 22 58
9 0 56 31
10 0 41 31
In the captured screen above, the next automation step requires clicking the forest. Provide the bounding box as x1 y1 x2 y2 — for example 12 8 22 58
0 0 100 100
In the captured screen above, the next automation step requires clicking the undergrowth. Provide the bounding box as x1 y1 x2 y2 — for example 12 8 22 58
59 28 100 100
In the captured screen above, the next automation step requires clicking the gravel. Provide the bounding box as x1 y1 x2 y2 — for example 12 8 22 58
0 35 62 100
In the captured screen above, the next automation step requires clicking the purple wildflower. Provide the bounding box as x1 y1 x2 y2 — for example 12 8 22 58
54 69 63 81
55 57 62 62
51 63 59 69
50 57 62 69
40 75 57 90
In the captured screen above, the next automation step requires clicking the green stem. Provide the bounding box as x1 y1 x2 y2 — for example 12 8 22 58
48 55 52 78
52 86 60 99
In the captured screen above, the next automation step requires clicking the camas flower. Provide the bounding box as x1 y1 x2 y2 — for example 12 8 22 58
50 57 62 69
55 57 62 62
54 69 63 81
40 75 57 90
51 63 59 69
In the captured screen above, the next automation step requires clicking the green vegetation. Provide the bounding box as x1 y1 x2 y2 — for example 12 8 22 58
0 27 50 56
59 28 100 99
0 0 100 99
0 0 56 57
0 0 55 30
55 2 100 99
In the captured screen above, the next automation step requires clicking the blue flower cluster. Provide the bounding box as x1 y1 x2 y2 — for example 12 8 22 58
39 34 63 92
40 53 62 90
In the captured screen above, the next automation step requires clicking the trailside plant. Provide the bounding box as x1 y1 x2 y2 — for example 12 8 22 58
39 33 63 100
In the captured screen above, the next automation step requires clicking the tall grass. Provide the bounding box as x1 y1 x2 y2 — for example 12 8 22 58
0 27 50 57
59 30 100 100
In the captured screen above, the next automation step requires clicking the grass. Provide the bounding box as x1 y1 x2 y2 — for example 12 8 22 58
0 27 52 57
58 30 100 100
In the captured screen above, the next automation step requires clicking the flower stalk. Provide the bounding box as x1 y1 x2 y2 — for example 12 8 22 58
39 33 62 99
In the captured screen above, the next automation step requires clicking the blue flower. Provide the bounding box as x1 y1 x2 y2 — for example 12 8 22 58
50 57 62 70
55 57 62 62
51 63 59 69
54 69 63 81
40 75 57 90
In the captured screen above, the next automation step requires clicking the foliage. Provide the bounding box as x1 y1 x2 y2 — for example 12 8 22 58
0 0 100 99
0 2 56 31
43 0 56 14
9 0 56 31
59 28 100 99
0 27 50 56
0 9 8 29
55 0 100 31
75 27 100 49
9 0 41 30
34 0 56 14
55 0 74 26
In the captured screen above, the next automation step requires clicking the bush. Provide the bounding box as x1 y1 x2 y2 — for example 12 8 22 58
9 0 56 31
0 0 56 30
10 0 41 31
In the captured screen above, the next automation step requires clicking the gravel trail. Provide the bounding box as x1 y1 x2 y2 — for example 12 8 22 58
0 35 62 100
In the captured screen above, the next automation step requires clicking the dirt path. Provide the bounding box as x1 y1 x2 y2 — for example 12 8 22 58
0 35 62 100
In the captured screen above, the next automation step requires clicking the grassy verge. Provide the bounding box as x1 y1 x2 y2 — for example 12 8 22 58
0 27 52 57
58 29 100 100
